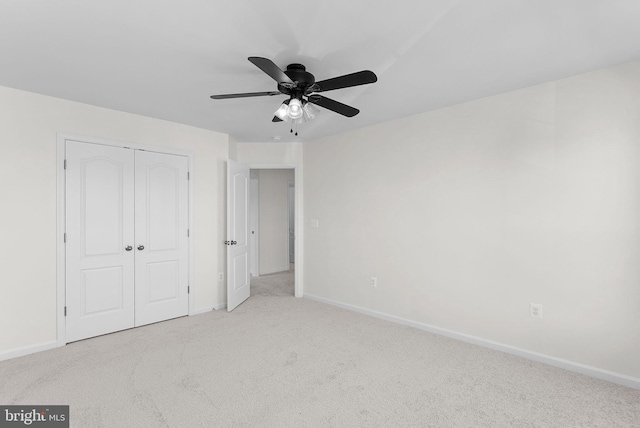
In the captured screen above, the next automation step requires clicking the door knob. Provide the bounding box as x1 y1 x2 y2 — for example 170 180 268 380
137 245 145 251
125 246 133 251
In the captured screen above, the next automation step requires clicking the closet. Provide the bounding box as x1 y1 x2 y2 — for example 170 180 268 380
64 141 189 342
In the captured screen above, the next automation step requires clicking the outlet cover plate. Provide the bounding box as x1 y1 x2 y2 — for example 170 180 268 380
530 303 543 319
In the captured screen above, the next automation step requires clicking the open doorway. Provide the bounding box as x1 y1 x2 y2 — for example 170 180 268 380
249 168 295 296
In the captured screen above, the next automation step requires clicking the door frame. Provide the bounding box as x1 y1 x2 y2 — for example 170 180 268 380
287 180 295 265
56 133 195 347
243 163 302 298
249 171 260 277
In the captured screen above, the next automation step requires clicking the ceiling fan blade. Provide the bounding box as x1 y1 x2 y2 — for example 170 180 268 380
310 70 377 93
307 95 360 117
210 91 281 100
272 116 283 122
248 57 294 84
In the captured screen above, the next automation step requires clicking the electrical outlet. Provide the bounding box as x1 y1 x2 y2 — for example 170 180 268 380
370 277 378 288
530 303 543 319
218 273 224 282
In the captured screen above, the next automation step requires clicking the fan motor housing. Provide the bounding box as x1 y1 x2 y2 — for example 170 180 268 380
278 63 315 96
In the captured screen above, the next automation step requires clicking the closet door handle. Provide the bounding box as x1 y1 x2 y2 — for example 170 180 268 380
125 246 133 251
137 245 145 251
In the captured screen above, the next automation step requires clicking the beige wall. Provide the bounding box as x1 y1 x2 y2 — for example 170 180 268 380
0 86 228 356
228 136 238 161
303 61 640 380
236 142 303 165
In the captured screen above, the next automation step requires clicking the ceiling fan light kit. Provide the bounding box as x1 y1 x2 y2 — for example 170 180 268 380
302 101 319 121
274 99 290 121
287 98 303 119
210 57 378 135
274 99 321 123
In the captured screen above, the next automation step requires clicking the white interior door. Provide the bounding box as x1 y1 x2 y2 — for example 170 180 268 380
134 151 189 326
65 141 135 342
227 160 250 311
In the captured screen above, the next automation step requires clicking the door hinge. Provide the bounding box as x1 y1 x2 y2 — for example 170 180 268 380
187 228 190 237
64 159 67 169
188 286 190 294
64 233 67 243
64 306 67 316
187 171 190 180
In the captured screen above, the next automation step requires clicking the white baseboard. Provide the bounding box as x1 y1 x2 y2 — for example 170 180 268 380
304 293 640 390
212 302 227 311
0 341 59 362
3 305 227 362
191 306 215 316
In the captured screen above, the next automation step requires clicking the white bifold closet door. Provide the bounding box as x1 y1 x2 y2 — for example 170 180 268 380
65 141 188 343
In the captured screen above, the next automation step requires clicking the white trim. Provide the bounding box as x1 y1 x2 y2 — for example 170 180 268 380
249 173 260 277
187 155 195 316
57 132 194 157
56 136 66 348
56 132 196 349
243 162 303 298
213 302 227 311
287 180 295 267
191 306 215 315
0 341 58 362
304 294 640 390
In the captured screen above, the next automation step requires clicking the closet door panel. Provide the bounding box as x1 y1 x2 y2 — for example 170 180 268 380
134 151 189 326
65 142 135 342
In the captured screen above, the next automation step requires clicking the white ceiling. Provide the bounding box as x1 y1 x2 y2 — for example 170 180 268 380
2 0 640 143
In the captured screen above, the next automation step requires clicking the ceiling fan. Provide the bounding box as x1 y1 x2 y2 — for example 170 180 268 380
210 57 377 129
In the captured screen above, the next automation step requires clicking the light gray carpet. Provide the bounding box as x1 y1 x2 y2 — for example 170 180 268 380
1 270 639 427
251 268 295 297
